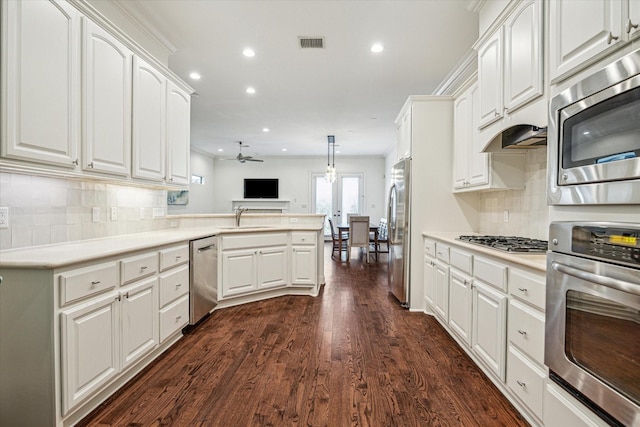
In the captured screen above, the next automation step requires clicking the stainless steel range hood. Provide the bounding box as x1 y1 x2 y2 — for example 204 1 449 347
501 125 547 148
481 124 547 152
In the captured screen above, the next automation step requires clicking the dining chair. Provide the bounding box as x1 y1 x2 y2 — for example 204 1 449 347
348 215 370 263
328 218 348 259
371 217 389 260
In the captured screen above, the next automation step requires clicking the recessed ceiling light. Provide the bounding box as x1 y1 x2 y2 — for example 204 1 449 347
243 48 255 57
371 43 384 53
189 72 201 80
218 148 223 152
282 148 287 152
263 128 270 132
246 87 256 94
336 150 341 154
583 131 590 135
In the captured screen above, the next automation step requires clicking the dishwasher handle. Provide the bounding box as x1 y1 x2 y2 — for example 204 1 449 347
197 244 216 253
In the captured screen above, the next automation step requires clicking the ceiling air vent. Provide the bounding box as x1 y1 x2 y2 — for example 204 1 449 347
299 37 325 49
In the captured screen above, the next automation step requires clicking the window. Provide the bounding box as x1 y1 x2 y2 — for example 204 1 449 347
191 174 204 185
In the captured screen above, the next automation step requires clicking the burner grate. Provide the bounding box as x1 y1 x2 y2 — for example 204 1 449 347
458 235 548 253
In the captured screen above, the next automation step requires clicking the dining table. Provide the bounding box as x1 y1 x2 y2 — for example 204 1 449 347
337 222 380 261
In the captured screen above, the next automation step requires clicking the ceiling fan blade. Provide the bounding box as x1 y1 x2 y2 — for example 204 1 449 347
245 158 264 162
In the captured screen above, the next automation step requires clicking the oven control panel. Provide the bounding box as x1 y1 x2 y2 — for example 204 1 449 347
572 224 640 266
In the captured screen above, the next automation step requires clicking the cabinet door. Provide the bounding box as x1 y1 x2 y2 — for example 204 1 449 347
257 246 288 289
472 281 507 381
468 84 489 186
221 249 257 297
504 0 543 113
82 19 131 176
396 109 411 161
453 92 471 189
433 261 450 322
120 278 158 370
629 1 640 41
132 56 166 181
291 245 317 286
477 27 504 128
423 256 436 309
166 80 191 186
2 0 80 167
449 269 472 346
549 0 624 82
61 292 119 414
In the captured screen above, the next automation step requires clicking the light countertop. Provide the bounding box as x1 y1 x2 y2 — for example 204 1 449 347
0 225 322 269
422 231 547 272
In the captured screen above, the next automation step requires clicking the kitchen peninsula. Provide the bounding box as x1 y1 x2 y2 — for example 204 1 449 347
0 214 324 427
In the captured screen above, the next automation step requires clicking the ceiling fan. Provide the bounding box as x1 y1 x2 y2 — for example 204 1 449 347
225 141 264 163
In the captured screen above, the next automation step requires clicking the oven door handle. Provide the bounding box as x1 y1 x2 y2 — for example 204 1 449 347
552 262 640 296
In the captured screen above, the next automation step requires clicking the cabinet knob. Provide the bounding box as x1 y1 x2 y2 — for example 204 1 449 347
169 177 174 182
626 19 638 34
87 162 94 168
72 159 79 165
607 31 619 45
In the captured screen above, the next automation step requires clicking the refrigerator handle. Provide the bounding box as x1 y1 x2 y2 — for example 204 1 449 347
387 184 396 245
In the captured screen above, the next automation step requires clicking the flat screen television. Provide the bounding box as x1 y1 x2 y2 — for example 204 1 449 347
244 178 279 199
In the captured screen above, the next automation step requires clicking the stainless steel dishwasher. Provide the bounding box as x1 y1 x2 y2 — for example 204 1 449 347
189 236 218 325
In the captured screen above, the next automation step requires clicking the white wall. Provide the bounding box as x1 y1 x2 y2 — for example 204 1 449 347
209 156 387 221
167 150 216 215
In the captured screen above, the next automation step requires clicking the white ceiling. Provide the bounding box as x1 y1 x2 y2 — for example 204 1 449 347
121 1 479 159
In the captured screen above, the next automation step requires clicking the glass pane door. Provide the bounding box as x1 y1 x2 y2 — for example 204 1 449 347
312 174 333 236
311 173 364 237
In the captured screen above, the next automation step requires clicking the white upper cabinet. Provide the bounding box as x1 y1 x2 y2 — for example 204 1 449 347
2 0 80 168
82 19 132 176
548 0 624 82
166 81 191 186
477 27 504 129
504 0 543 112
396 107 412 161
132 56 166 182
453 92 472 189
629 0 640 40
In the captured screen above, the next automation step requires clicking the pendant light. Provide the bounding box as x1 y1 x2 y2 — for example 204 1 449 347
325 135 336 183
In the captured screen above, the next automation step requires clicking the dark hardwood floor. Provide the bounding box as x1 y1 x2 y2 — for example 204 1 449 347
78 244 528 426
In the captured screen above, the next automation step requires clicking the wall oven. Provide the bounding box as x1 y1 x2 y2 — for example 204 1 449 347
548 48 640 205
546 222 640 426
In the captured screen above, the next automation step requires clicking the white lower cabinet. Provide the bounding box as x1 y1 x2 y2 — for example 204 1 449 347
222 245 288 297
423 255 436 310
291 245 317 286
472 279 507 381
120 277 159 369
448 269 473 346
433 260 450 322
61 292 120 415
257 246 288 289
507 346 546 421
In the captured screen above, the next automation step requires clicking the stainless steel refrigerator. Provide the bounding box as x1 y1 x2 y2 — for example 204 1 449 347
388 158 410 306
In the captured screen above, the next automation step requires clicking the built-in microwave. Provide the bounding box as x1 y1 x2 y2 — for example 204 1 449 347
548 48 640 205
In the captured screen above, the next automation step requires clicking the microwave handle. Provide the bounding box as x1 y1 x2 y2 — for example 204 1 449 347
552 262 640 296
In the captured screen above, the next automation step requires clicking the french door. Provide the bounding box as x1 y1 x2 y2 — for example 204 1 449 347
311 173 364 237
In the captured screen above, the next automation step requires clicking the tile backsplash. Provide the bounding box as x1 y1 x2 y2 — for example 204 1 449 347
478 149 549 240
0 172 169 250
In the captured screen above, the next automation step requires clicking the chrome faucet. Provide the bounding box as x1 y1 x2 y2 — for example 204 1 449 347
235 206 248 227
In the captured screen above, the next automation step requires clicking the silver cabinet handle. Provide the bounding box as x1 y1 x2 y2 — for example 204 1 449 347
72 159 78 165
516 380 526 388
518 287 527 293
115 295 121 301
90 280 101 288
87 162 94 168
175 255 182 260
176 283 182 289
140 266 147 270
176 315 182 321
0 276 3 285
607 31 619 44
517 330 527 336
169 177 174 182
552 262 640 296
627 19 639 34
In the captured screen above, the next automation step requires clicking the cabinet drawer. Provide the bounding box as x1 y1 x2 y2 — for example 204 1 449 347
159 265 189 307
509 268 545 310
59 262 118 305
435 243 450 263
159 244 189 271
474 257 507 291
159 294 188 342
508 299 545 365
291 232 316 245
222 233 288 250
450 248 472 275
121 252 158 285
424 238 436 258
507 347 546 420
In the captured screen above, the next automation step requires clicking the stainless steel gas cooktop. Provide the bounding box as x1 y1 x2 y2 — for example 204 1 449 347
457 235 548 253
